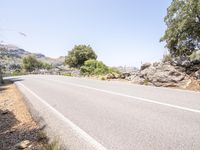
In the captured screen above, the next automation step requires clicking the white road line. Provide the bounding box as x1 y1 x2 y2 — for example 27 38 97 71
43 78 200 114
17 82 107 150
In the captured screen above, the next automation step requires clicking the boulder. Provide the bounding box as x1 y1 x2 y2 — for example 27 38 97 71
140 63 151 70
120 72 131 79
130 75 145 84
128 62 186 87
15 140 31 149
195 70 200 79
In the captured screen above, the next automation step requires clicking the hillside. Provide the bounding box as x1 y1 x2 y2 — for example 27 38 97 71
0 44 64 73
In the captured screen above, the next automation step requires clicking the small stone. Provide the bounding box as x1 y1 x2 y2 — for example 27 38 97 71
15 140 31 149
9 128 16 133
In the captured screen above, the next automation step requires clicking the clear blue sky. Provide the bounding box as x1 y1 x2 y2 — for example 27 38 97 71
0 0 171 67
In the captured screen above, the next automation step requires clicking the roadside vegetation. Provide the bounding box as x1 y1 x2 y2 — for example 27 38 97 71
65 45 121 79
23 55 52 72
160 0 200 57
65 45 97 68
0 0 199 86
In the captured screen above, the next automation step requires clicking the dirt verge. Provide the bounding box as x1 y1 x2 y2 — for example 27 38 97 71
0 81 48 150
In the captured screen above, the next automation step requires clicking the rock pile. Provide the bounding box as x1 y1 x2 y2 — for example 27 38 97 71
125 56 200 88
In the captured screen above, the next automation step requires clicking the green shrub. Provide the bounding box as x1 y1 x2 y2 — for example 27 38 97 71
80 59 109 75
41 141 59 150
144 79 150 85
12 69 26 76
22 55 52 72
63 73 72 76
190 51 200 60
42 63 52 70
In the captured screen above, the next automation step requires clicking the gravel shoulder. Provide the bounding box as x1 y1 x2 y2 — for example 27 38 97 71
0 80 48 150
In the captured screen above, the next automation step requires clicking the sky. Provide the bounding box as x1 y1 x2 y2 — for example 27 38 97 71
0 0 171 67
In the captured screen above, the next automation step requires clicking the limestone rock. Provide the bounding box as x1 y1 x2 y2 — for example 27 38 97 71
140 63 151 70
15 140 31 149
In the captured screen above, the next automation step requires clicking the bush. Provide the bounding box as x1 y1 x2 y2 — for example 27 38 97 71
162 54 172 62
190 51 200 61
80 59 109 75
41 141 59 150
42 63 52 70
65 45 97 68
63 73 72 76
23 55 41 72
11 69 26 76
22 55 52 72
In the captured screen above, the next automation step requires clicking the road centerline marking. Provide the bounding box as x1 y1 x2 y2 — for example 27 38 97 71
41 77 200 114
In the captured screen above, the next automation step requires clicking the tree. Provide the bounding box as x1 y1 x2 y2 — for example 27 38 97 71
65 45 97 68
161 0 200 57
22 55 43 72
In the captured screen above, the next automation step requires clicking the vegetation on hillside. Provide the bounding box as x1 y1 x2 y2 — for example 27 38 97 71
161 0 200 57
65 45 121 77
22 55 52 72
65 45 97 68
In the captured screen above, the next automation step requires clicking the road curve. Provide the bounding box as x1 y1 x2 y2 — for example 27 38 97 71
11 75 200 150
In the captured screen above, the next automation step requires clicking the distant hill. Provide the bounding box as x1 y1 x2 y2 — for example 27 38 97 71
0 44 64 71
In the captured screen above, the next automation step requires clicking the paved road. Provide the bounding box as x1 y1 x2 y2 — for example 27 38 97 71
11 75 200 150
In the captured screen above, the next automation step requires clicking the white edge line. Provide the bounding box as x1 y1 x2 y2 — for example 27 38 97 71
45 78 200 114
16 82 107 150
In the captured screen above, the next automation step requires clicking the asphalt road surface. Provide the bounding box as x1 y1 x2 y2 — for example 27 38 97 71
11 75 200 150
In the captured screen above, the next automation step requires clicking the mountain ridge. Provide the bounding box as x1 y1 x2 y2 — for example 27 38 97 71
0 44 65 70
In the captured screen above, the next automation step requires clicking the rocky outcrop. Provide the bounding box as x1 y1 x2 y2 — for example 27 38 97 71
126 62 187 87
125 55 200 89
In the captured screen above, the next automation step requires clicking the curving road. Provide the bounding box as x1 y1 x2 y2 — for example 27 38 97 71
11 75 200 150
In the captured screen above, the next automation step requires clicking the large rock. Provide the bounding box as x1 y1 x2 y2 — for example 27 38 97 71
128 62 186 87
195 70 200 79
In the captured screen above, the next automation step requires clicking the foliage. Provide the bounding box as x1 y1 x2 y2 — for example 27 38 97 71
144 79 150 85
65 45 97 68
162 53 173 62
22 55 52 72
42 63 52 70
189 50 200 60
41 141 59 150
80 59 110 75
11 69 26 76
63 73 72 76
161 0 200 57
